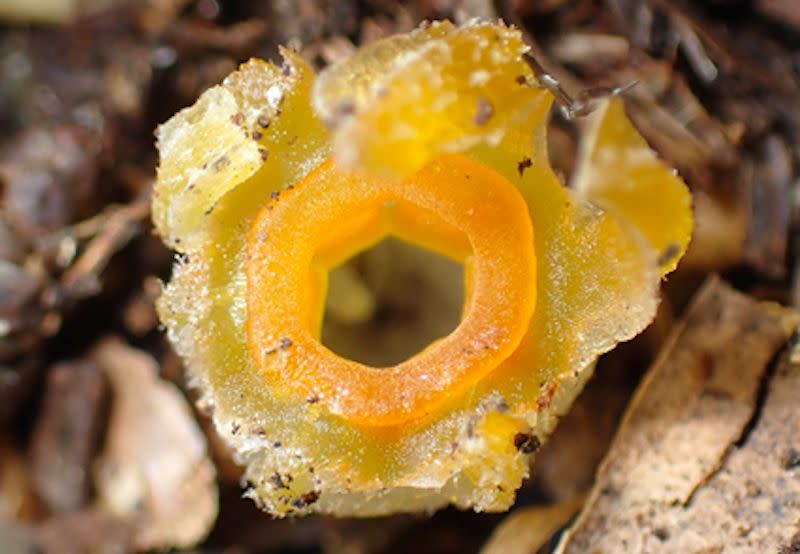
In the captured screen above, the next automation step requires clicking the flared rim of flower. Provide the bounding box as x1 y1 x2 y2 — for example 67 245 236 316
153 19 693 516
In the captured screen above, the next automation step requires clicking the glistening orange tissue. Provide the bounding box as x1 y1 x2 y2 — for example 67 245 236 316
247 154 536 426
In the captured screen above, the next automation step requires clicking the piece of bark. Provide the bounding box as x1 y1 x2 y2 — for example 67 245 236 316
743 135 793 279
29 361 108 514
91 337 218 551
33 506 134 554
557 277 798 553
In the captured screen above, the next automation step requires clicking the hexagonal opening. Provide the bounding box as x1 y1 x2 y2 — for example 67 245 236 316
320 236 465 367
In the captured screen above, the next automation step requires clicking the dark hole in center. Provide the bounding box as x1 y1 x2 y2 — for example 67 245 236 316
321 236 465 367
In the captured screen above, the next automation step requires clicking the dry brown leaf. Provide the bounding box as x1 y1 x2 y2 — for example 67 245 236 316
681 190 748 272
0 518 38 554
481 495 585 554
33 506 133 554
91 337 218 551
557 277 799 553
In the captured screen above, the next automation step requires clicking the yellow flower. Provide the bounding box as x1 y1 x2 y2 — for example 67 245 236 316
153 20 692 516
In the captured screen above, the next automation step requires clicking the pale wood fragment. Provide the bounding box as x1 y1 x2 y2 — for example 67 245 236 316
557 277 798 553
480 496 584 554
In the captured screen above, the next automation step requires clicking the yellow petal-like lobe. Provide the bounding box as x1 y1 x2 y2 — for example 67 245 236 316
572 98 694 275
312 21 453 122
315 20 552 176
153 49 328 250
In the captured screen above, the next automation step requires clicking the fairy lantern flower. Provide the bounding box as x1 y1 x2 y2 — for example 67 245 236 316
154 20 692 516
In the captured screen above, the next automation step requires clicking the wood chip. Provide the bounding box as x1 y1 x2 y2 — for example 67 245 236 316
557 277 798 553
92 337 218 551
481 496 585 554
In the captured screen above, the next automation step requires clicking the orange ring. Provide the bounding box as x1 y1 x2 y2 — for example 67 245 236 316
247 153 536 427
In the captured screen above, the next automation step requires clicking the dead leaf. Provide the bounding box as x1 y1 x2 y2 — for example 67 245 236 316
92 337 218 551
33 506 133 554
481 496 585 554
557 277 798 553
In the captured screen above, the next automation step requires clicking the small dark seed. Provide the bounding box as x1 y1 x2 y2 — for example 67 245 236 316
781 447 800 470
270 472 289 489
292 490 320 508
513 432 541 454
653 527 669 541
334 100 356 118
657 243 681 267
517 157 532 176
257 114 271 128
212 155 230 171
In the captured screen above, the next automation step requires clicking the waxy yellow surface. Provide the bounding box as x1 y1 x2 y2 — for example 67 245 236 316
154 20 692 516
